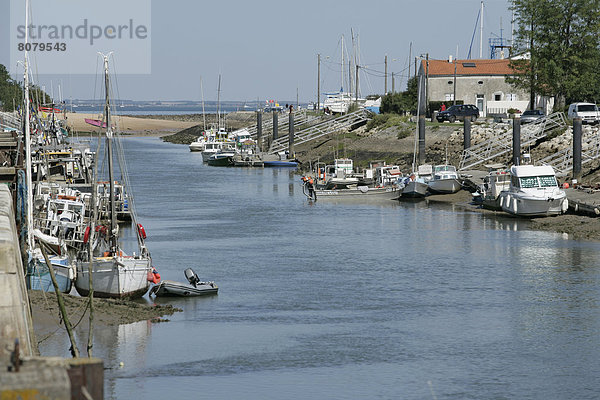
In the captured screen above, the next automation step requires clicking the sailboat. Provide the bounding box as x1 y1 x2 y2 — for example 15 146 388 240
400 74 430 199
75 54 154 299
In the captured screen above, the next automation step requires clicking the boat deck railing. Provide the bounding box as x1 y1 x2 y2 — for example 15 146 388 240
459 112 567 171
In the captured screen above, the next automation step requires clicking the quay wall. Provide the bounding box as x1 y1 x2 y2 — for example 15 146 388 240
0 184 36 359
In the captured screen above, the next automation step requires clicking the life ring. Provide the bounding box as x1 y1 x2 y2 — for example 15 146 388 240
137 223 147 239
83 226 91 244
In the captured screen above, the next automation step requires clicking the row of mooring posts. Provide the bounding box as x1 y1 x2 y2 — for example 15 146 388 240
255 110 295 156
417 115 583 180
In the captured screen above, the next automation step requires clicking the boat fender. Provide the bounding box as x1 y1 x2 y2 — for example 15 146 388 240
562 199 569 213
137 223 147 240
83 226 91 244
147 268 161 284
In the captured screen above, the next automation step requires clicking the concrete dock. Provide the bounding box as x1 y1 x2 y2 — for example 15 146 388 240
0 184 104 399
0 184 36 360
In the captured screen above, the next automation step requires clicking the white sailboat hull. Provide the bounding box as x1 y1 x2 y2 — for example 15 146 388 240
75 256 151 298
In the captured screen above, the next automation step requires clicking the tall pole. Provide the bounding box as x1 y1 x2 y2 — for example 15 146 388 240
479 1 484 58
408 42 412 80
102 55 117 254
425 53 429 118
24 0 33 251
355 65 359 107
453 58 457 105
391 72 395 93
317 54 321 111
384 54 388 94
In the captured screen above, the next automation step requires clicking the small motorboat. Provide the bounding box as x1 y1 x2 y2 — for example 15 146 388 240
149 268 218 297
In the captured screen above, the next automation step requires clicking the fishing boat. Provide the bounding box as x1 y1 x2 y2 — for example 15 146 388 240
150 269 218 297
474 164 511 210
75 54 154 299
427 165 462 194
207 146 236 166
497 164 568 217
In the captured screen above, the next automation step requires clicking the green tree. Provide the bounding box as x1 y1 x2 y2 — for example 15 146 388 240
508 0 600 109
0 64 23 111
380 76 418 114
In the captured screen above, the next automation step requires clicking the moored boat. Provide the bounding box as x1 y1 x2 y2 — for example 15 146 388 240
75 54 154 299
150 268 218 297
497 164 568 217
428 165 462 194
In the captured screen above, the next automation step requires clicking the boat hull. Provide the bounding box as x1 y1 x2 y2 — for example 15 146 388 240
314 186 400 200
150 280 218 297
428 178 462 194
75 256 151 298
401 181 428 198
27 257 74 293
499 192 568 216
207 155 234 166
263 161 298 167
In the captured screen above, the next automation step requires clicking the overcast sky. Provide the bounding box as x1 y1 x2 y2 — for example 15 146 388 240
1 0 513 103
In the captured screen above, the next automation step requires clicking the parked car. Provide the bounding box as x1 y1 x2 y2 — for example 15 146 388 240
520 109 545 124
567 102 600 124
436 104 479 123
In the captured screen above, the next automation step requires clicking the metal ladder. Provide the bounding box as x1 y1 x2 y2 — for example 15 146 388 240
268 109 371 154
247 109 320 139
0 111 21 131
459 112 567 170
539 126 600 176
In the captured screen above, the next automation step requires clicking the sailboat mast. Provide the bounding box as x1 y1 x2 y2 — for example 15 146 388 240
200 76 206 131
217 74 221 130
102 55 117 254
341 35 344 92
24 0 33 250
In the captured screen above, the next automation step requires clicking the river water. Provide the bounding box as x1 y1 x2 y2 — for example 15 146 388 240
40 137 600 399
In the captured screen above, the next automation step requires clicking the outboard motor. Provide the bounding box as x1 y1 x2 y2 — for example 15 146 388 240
184 268 200 287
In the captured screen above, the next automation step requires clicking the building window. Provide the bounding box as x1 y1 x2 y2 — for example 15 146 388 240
448 81 453 85
478 80 483 85
445 94 454 101
506 93 518 101
493 92 503 101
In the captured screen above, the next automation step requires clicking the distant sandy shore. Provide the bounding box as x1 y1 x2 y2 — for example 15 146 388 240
64 112 198 137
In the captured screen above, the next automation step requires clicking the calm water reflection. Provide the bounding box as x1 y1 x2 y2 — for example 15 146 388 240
39 137 600 400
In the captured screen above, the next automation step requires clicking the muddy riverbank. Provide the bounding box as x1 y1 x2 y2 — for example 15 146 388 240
29 290 181 345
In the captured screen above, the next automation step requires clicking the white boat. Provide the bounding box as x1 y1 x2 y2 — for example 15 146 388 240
498 164 568 217
477 165 511 210
75 54 153 299
428 165 462 194
150 269 218 297
189 136 207 152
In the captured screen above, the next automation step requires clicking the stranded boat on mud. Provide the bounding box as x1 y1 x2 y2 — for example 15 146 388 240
497 164 568 217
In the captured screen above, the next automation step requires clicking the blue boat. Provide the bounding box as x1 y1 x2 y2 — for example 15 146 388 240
263 160 298 168
27 255 74 293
